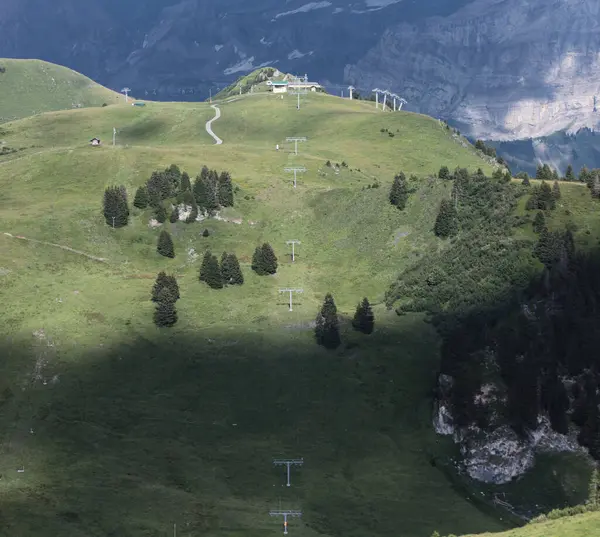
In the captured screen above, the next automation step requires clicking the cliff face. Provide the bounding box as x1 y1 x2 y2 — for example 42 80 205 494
345 0 600 141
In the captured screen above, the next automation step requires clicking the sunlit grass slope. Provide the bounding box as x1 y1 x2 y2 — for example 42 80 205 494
0 89 564 537
463 511 600 537
0 58 122 123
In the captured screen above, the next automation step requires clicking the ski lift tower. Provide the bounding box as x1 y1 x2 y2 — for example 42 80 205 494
269 510 303 535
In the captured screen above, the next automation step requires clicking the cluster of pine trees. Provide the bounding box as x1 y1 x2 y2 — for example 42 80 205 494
389 172 410 210
525 180 561 210
251 243 278 275
199 250 244 289
132 164 234 224
441 242 600 459
103 185 130 228
152 272 180 327
315 295 374 350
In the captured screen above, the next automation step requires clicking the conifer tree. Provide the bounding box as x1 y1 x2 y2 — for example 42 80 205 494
552 180 561 200
533 211 547 234
133 186 149 209
352 297 375 334
389 172 409 210
155 203 167 223
438 166 450 180
503 171 512 183
492 168 504 181
539 181 556 210
252 246 265 275
157 230 175 258
205 253 223 289
261 243 278 274
434 199 458 238
152 272 180 302
522 174 531 186
580 166 591 185
151 271 169 302
227 254 244 285
153 287 178 327
180 171 191 192
315 293 341 349
565 164 576 182
202 228 210 237
220 251 231 284
103 185 130 228
169 205 179 223
199 250 211 282
536 164 544 180
218 171 234 207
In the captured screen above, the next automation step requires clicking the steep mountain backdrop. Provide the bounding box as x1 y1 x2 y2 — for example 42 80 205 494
2 0 600 171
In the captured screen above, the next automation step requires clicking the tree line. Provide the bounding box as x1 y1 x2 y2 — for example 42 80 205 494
103 164 236 229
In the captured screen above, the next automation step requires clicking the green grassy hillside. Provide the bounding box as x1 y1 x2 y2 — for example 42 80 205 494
0 59 123 123
0 88 595 536
463 511 600 537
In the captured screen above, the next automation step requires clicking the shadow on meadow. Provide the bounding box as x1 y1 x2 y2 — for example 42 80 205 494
0 314 506 537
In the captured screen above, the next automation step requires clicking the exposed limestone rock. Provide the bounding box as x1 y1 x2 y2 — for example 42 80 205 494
346 0 600 141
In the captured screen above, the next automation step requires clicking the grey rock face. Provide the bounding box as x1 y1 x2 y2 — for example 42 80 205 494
346 0 600 141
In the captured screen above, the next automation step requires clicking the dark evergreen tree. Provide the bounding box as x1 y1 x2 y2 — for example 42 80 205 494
164 164 182 194
438 166 450 180
103 185 129 228
389 172 409 210
227 254 244 285
181 172 192 192
218 171 234 207
532 211 547 234
220 252 244 285
522 174 531 186
202 228 210 237
153 287 178 328
580 166 591 184
165 275 180 301
157 230 175 258
552 180 561 200
535 164 545 180
220 251 231 284
154 203 167 223
536 181 556 210
565 164 576 182
352 297 375 334
169 205 179 223
251 246 265 275
261 243 278 274
434 199 458 238
151 271 169 302
147 170 172 201
205 253 223 289
133 186 149 209
492 168 504 181
315 293 341 349
199 251 211 282
152 272 180 302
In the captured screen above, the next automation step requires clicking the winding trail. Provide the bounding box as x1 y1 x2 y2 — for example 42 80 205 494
205 104 223 145
3 232 109 263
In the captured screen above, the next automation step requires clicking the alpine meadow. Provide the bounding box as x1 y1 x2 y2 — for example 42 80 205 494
0 60 599 537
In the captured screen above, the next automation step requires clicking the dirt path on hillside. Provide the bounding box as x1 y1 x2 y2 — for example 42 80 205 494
205 105 223 145
3 232 109 263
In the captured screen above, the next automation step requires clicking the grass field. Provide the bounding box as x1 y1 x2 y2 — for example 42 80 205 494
0 86 596 536
0 59 123 123
463 511 600 537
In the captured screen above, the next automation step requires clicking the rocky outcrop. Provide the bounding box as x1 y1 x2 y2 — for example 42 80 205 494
346 0 600 141
434 374 587 484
